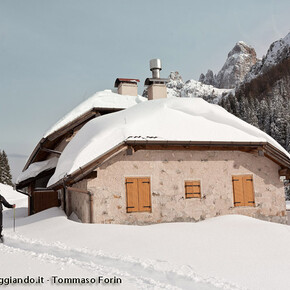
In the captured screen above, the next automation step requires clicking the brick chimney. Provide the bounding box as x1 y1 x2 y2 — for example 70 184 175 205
114 78 140 96
144 59 169 100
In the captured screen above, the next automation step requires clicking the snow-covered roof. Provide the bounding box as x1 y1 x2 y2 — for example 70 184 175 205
44 89 147 138
47 97 290 187
17 157 58 184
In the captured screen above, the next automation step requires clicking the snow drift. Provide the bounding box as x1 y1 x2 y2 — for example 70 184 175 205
1 184 290 290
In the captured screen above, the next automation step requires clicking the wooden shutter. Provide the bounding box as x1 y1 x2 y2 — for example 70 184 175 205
243 175 255 207
125 178 139 213
138 178 151 212
185 181 201 198
232 175 255 207
232 176 244 206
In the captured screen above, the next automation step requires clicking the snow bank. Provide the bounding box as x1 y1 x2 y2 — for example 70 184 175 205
0 183 25 203
44 90 147 138
1 203 290 290
69 212 82 223
48 97 290 186
16 157 58 184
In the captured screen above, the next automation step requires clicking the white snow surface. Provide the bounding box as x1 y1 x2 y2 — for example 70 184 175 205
0 183 25 203
44 90 147 138
1 183 290 290
48 97 289 186
180 80 232 103
16 157 58 184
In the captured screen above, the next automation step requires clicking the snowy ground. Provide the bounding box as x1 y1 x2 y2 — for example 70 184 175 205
1 183 290 290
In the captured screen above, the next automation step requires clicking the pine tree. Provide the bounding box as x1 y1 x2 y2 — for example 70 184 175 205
258 99 271 134
269 94 287 149
285 181 290 201
0 150 13 186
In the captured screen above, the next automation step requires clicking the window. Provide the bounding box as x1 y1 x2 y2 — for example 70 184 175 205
185 181 201 199
125 177 152 213
232 175 255 207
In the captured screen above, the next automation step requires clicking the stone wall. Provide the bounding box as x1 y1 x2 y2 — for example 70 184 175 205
68 150 287 224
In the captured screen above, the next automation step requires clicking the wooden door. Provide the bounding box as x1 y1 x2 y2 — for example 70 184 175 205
33 190 59 213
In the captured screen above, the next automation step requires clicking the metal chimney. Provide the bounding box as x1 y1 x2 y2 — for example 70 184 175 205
150 59 162 79
145 58 169 100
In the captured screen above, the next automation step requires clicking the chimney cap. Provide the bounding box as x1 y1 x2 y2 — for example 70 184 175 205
114 78 140 87
144 78 169 86
150 59 162 71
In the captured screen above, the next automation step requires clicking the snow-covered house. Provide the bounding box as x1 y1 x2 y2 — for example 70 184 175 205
16 60 290 224
16 85 146 214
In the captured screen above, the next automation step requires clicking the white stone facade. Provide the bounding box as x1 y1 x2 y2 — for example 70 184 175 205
64 150 287 224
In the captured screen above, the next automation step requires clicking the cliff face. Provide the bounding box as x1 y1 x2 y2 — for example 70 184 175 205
199 41 257 89
216 41 257 88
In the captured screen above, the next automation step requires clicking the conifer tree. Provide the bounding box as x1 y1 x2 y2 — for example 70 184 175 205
0 150 13 186
285 182 290 201
0 151 3 183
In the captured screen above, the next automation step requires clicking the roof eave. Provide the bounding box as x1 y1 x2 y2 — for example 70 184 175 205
47 143 127 190
16 167 56 190
47 140 290 190
22 107 125 171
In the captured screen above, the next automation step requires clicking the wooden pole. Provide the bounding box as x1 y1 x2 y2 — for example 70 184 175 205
13 207 15 232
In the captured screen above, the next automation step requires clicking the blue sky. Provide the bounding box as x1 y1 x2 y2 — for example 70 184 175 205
0 0 289 180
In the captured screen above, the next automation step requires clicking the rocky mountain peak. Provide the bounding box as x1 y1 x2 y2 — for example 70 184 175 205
228 41 256 58
245 32 290 82
199 41 257 89
199 69 217 87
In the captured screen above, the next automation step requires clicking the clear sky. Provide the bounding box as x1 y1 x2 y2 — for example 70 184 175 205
0 0 289 180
